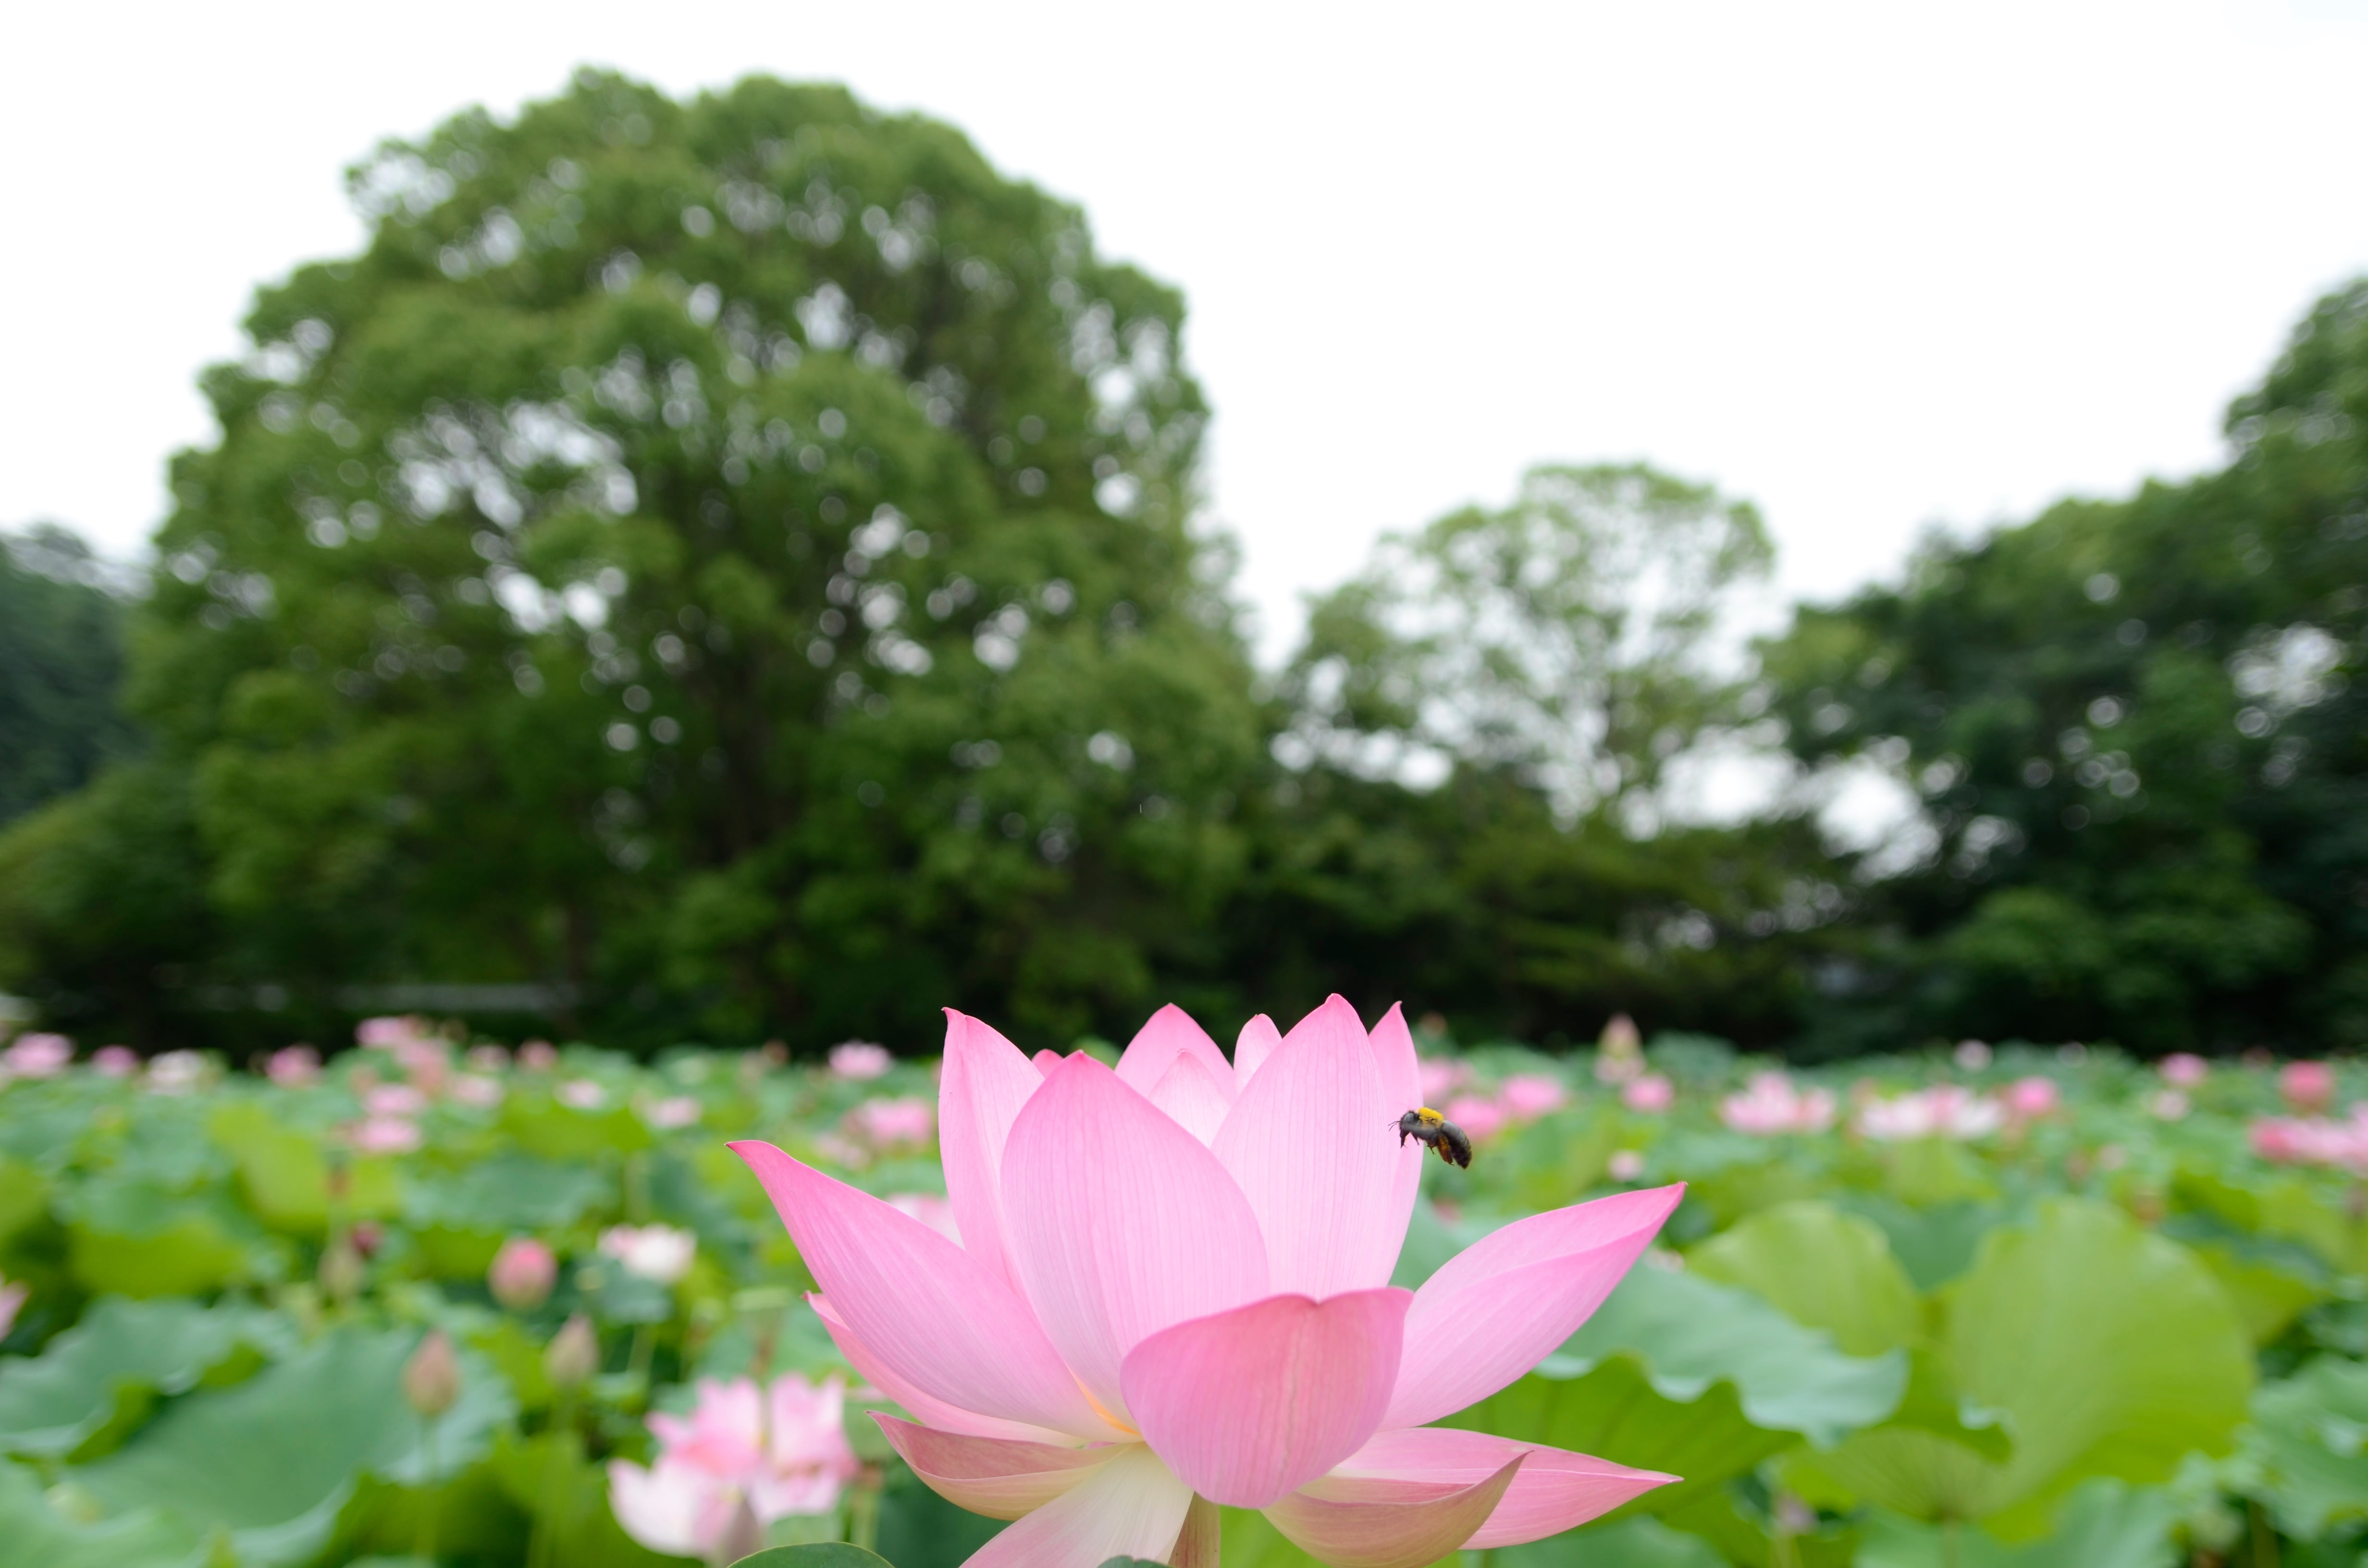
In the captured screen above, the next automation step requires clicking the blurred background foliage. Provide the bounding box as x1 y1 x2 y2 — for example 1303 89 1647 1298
1 68 2364 1059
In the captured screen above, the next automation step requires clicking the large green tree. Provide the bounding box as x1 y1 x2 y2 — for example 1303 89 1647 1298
1764 280 2368 1054
11 70 1261 1049
0 526 137 826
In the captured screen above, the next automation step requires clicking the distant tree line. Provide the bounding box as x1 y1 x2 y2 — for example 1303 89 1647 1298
1 70 2361 1059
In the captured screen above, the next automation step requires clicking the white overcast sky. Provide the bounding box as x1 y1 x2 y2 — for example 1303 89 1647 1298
8 0 2368 662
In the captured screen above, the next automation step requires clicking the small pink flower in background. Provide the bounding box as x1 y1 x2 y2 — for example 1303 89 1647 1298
557 1078 608 1110
734 998 1680 1566
2159 1053 2208 1089
1622 1074 1675 1114
3 1034 72 1078
466 1043 511 1072
602 1224 697 1285
884 1192 962 1245
2253 1107 2368 1172
0 1273 26 1339
848 1096 935 1149
144 1051 207 1095
490 1236 559 1310
350 1116 423 1154
356 1015 427 1049
814 1132 871 1168
2281 1060 2337 1115
1593 1013 1644 1084
1719 1072 1838 1136
451 1073 504 1107
91 1045 139 1078
644 1095 702 1129
1419 1059 1471 1102
2147 1090 2191 1122
1953 1039 1993 1070
519 1040 559 1070
829 1041 894 1080
267 1045 321 1086
1607 1150 1647 1182
1857 1085 2005 1142
365 1083 429 1117
2003 1076 2060 1120
1498 1073 1569 1121
608 1372 862 1558
1444 1093 1507 1143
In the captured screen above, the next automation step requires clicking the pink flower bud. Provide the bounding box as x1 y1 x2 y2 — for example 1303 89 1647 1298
828 1041 893 1080
402 1329 462 1418
489 1237 558 1310
546 1313 600 1388
2159 1053 2208 1088
2282 1060 2337 1114
1623 1073 1675 1114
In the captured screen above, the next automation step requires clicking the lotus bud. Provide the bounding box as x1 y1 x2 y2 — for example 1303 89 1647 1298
318 1234 365 1302
402 1329 462 1418
545 1312 600 1389
488 1236 557 1310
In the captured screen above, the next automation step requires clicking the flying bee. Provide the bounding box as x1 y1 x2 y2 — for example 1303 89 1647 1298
1395 1106 1473 1169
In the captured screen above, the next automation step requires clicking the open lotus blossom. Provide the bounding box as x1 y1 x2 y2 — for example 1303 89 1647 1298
1718 1071 1836 1136
829 1041 895 1080
602 1223 698 1285
609 1372 863 1558
1855 1084 2005 1142
2253 1107 2368 1172
734 996 1682 1568
3 1033 73 1079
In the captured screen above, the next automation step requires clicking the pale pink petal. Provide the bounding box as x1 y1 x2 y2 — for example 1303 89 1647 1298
1383 1184 1684 1429
810 1296 1077 1444
1213 994 1411 1296
1322 1427 1675 1547
1260 1455 1523 1568
938 1009 1045 1288
874 1415 1115 1519
999 1055 1270 1417
959 1443 1193 1568
1148 1052 1232 1145
1234 1014 1283 1086
606 1458 715 1557
1366 1004 1426 1250
1120 1288 1409 1508
1031 1049 1063 1079
1115 1004 1236 1102
731 1141 1115 1439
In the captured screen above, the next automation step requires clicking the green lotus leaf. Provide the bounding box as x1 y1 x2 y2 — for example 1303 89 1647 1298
0 1295 291 1458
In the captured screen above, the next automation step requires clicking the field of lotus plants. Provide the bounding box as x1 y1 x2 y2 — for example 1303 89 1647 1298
1 1004 2366 1568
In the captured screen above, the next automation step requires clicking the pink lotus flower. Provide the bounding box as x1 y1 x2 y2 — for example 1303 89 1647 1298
557 1078 607 1110
849 1096 936 1149
1606 1150 1647 1183
1856 1085 2004 1142
2147 1089 2191 1122
602 1224 697 1285
609 1372 863 1557
145 1051 208 1095
1953 1039 1992 1070
365 1083 429 1117
1418 1059 1471 1102
267 1045 321 1085
830 1041 895 1080
1592 1014 1644 1085
1443 1093 1508 1144
2159 1053 2208 1089
0 1273 25 1339
1718 1072 1837 1136
3 1033 72 1078
91 1045 139 1078
1621 1074 1675 1114
734 997 1680 1567
1498 1074 1568 1121
357 1015 429 1049
519 1039 559 1070
490 1236 559 1310
2281 1060 2337 1115
451 1073 504 1107
2253 1107 2368 1172
349 1116 423 1154
644 1094 702 1129
2003 1076 2060 1120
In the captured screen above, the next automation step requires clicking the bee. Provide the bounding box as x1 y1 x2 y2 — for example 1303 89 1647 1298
1395 1106 1473 1168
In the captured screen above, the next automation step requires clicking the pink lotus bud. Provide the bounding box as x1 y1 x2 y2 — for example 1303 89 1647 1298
1622 1073 1675 1114
2282 1060 2337 1114
1599 1014 1641 1054
518 1040 559 1070
828 1041 893 1080
489 1237 558 1310
2159 1053 2208 1088
91 1045 139 1078
2003 1076 2060 1119
266 1044 321 1085
402 1329 462 1418
320 1235 365 1301
546 1313 600 1388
